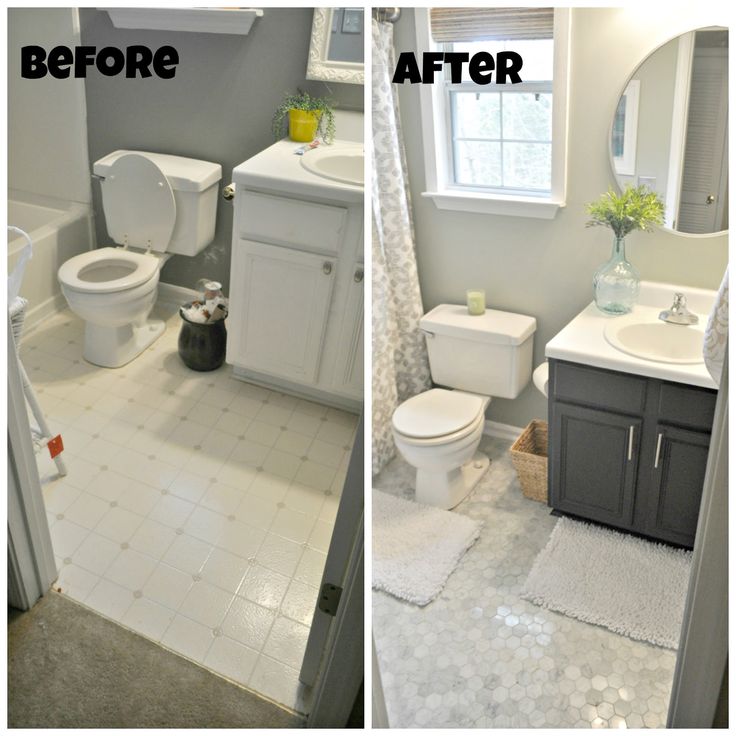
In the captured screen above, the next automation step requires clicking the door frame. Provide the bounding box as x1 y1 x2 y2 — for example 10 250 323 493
667 353 728 726
664 32 694 230
302 415 364 726
7 316 57 610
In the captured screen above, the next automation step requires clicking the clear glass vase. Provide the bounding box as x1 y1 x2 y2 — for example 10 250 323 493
593 236 640 314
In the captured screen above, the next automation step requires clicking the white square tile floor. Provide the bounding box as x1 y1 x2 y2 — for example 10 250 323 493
373 436 676 729
22 304 357 714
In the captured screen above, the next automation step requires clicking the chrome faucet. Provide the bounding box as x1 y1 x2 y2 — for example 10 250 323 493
659 293 699 325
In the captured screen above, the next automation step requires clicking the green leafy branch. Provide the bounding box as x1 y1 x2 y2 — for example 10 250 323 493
586 185 665 239
271 89 336 144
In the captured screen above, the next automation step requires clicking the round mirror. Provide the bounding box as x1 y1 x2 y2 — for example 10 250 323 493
609 28 728 236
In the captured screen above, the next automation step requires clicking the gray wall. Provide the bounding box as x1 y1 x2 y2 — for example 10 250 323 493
79 8 363 292
8 8 91 204
393 8 728 429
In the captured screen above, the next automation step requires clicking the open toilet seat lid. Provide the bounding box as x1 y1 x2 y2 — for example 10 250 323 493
102 153 176 253
392 388 486 439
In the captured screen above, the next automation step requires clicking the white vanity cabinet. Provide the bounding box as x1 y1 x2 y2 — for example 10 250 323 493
227 141 363 411
229 240 337 385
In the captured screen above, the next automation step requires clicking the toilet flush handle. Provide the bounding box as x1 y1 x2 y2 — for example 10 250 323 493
421 328 435 339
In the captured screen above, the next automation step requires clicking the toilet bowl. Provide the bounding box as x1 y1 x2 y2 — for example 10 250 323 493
391 304 537 509
392 388 490 509
57 150 222 368
58 247 166 368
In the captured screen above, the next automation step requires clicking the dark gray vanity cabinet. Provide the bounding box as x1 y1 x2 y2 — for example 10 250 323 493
547 359 717 548
647 424 711 546
550 404 641 529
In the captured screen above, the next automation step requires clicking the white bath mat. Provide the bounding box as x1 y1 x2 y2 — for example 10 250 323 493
372 490 482 606
521 516 692 649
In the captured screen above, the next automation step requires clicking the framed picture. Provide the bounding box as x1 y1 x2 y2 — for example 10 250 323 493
612 79 640 177
342 8 363 34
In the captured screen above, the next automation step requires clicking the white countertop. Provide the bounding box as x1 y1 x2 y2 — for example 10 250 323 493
545 281 718 390
232 139 363 204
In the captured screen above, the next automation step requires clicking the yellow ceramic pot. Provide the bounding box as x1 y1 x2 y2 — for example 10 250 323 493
288 109 321 142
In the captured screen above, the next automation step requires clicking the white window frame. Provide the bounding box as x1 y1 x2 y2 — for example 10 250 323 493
414 7 571 219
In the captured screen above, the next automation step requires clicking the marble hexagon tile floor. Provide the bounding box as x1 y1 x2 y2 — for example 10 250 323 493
373 436 676 729
21 303 357 714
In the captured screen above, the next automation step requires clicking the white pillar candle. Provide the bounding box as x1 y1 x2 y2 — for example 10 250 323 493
467 289 486 316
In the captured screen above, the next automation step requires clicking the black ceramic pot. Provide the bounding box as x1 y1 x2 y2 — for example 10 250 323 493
178 306 227 372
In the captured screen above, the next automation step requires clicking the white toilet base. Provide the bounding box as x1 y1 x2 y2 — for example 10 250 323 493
84 319 165 368
415 451 490 509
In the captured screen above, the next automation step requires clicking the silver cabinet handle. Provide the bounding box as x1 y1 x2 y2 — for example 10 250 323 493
628 425 634 461
323 262 333 275
354 267 364 283
223 184 235 201
654 432 663 469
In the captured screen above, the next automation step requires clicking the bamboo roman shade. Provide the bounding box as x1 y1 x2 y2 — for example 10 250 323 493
430 7 554 43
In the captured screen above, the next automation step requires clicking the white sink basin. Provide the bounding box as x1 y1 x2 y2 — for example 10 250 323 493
301 146 363 186
604 314 705 364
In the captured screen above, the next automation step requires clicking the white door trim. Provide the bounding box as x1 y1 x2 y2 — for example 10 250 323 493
307 514 364 727
664 32 694 230
667 352 728 726
301 414 364 724
7 315 57 610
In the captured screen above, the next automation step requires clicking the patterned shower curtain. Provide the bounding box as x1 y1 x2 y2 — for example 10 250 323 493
372 18 431 475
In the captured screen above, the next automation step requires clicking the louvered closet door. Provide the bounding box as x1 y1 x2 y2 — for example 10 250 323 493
677 48 728 233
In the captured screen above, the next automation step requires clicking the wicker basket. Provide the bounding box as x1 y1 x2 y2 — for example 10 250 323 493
510 420 548 502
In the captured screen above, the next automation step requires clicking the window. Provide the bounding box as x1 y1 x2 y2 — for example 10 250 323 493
415 8 570 218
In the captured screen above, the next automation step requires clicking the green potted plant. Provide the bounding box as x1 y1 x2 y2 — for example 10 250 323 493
272 89 336 144
586 185 665 314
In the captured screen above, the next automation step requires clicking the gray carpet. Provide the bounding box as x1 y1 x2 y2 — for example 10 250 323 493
8 592 304 729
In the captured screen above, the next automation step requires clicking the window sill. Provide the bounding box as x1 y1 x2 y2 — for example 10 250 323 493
422 190 565 219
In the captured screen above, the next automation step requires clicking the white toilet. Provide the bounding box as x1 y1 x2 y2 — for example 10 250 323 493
58 150 222 368
392 304 536 509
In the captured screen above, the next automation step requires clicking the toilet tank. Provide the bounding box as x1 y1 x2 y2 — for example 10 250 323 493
420 304 537 398
94 150 222 256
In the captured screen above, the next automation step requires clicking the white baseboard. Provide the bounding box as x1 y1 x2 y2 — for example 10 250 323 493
483 419 525 442
157 282 199 306
22 292 67 332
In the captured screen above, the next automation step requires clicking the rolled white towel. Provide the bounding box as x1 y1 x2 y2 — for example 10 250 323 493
703 266 728 386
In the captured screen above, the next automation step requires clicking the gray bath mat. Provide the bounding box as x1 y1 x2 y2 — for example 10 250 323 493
521 516 692 649
372 490 481 606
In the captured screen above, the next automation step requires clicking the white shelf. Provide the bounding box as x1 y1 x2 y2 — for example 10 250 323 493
105 8 263 35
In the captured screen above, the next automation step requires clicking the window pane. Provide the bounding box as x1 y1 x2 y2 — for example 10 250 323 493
502 93 552 141
452 92 501 139
454 140 502 187
451 39 553 82
502 142 551 190
612 96 626 157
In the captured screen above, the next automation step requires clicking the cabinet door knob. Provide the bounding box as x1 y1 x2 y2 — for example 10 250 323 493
354 267 364 283
706 194 715 205
654 432 663 468
627 425 634 461
323 261 333 275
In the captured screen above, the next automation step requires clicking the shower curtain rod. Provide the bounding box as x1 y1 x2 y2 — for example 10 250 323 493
373 8 401 23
